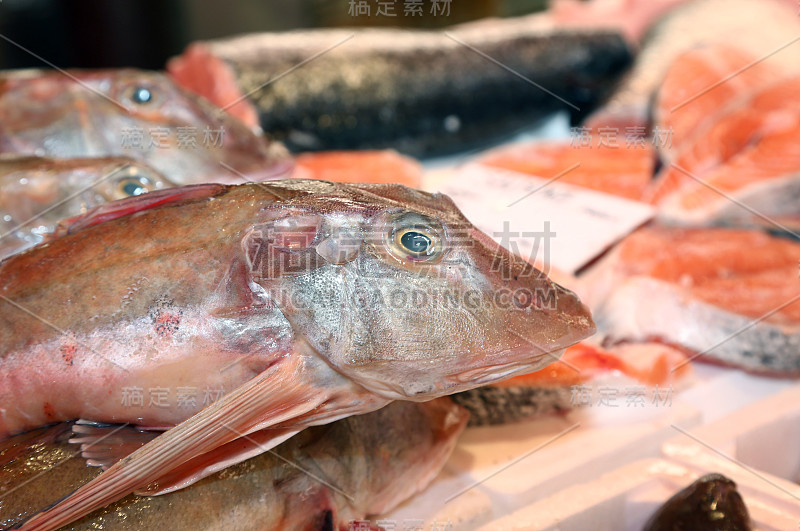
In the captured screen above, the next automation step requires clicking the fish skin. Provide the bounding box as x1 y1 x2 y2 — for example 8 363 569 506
0 399 468 530
643 473 752 531
584 0 800 136
581 227 800 375
0 180 593 528
0 156 177 260
167 19 632 158
0 69 291 185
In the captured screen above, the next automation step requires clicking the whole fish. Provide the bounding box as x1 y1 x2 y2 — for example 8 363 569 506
0 399 468 530
580 226 800 375
0 156 176 260
0 69 291 184
167 17 632 157
0 180 594 529
584 0 800 138
643 473 752 530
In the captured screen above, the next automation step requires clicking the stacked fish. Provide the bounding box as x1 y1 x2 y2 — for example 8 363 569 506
0 12 616 527
2 0 797 528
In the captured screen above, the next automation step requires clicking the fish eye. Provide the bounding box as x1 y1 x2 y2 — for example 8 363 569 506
395 228 434 256
115 176 154 199
131 86 153 105
384 212 444 262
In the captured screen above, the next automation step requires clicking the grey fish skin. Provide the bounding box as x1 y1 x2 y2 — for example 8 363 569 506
0 69 291 185
451 386 571 426
0 399 469 531
0 156 175 260
643 473 752 531
168 18 632 158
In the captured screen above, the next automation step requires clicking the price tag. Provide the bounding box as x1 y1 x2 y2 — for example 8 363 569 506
432 164 655 274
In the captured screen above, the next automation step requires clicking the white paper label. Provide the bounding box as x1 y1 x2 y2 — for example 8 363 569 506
431 164 655 274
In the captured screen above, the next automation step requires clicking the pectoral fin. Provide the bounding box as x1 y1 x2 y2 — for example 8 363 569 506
135 426 299 495
69 421 164 470
16 355 332 531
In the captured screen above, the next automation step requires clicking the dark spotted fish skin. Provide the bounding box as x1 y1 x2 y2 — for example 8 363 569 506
643 473 752 531
168 17 632 157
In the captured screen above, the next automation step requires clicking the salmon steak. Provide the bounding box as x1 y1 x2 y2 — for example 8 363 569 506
0 179 594 530
580 226 800 375
452 340 692 425
647 75 800 226
477 140 656 201
291 149 423 189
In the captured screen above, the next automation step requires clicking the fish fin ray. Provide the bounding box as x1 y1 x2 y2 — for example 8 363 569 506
69 423 163 471
16 355 340 531
51 183 226 237
134 427 299 495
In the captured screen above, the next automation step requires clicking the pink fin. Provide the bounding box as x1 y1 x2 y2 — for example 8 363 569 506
16 355 340 531
135 426 299 495
53 183 227 236
69 421 163 470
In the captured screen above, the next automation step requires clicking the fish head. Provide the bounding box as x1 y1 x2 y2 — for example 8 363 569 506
0 156 176 254
245 180 595 400
0 69 291 184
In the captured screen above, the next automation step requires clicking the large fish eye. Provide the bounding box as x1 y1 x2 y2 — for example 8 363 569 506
119 82 160 109
131 86 153 105
394 228 434 256
385 212 444 262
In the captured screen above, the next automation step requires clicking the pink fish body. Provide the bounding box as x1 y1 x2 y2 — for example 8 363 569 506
0 180 594 529
0 155 176 259
0 69 291 185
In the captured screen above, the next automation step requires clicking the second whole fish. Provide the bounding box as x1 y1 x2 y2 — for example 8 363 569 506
0 69 291 185
0 156 176 260
643 473 752 530
1 179 594 530
0 399 468 530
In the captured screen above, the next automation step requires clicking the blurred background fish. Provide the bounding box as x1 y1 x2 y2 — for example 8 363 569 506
0 156 175 259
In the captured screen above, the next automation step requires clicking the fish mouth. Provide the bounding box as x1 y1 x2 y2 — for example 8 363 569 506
451 348 566 388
